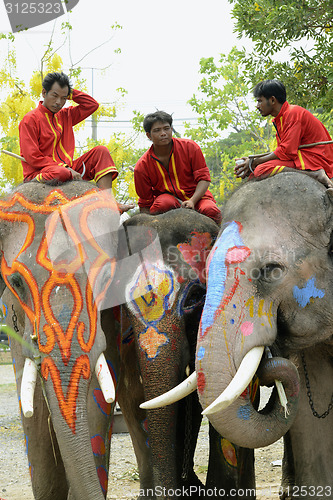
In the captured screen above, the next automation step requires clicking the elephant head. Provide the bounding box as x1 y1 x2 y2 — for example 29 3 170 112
195 172 333 477
0 181 119 499
114 209 219 495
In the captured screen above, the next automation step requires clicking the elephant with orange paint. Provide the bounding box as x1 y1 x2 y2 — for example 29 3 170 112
0 181 120 499
113 209 258 499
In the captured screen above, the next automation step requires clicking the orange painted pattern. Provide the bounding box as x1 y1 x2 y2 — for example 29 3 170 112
41 355 91 432
138 326 168 359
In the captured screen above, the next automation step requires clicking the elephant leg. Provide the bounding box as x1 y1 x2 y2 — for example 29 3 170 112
206 425 255 499
206 376 259 499
284 349 333 495
117 338 153 496
6 292 69 500
281 432 295 500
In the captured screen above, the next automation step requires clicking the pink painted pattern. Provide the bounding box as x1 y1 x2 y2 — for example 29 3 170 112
240 321 254 337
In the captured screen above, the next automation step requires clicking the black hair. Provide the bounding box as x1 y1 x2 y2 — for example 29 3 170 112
253 79 287 104
42 72 72 95
143 111 173 133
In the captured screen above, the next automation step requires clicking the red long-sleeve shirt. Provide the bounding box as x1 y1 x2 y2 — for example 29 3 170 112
273 101 333 175
19 89 98 179
134 138 214 209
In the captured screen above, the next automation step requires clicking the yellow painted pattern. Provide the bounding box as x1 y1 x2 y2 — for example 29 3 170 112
221 438 237 468
258 299 273 327
245 296 273 327
133 265 175 324
245 296 254 317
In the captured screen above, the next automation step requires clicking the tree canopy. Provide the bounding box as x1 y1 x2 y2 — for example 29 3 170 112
185 2 333 204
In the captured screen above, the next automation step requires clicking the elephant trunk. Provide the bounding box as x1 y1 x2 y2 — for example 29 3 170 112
197 324 300 448
42 361 106 500
137 318 186 495
202 354 300 448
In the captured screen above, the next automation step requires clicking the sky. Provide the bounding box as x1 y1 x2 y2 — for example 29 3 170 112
0 0 249 146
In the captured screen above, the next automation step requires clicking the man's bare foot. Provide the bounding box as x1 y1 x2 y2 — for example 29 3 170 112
117 202 135 214
303 168 333 189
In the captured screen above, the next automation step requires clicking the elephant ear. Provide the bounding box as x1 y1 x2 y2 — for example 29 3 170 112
0 274 5 298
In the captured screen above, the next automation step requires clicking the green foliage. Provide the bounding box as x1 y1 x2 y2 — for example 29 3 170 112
229 0 333 112
131 110 145 135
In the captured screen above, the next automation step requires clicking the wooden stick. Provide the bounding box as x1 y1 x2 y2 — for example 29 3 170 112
1 149 26 162
298 140 333 149
248 140 333 159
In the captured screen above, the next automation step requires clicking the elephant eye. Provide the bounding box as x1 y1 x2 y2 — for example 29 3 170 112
7 273 27 299
181 283 206 314
259 263 285 283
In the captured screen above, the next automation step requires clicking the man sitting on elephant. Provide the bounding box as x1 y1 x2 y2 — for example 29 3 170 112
19 71 134 212
134 111 222 224
234 79 333 188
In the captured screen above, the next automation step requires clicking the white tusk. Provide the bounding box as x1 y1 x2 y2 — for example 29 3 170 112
95 353 115 403
202 346 264 416
265 347 289 417
21 358 38 418
140 372 197 409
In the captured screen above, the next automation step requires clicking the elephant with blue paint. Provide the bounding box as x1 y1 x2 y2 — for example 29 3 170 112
194 172 333 498
112 209 258 499
0 181 120 499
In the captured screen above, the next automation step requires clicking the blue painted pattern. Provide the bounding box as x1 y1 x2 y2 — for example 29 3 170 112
199 221 246 338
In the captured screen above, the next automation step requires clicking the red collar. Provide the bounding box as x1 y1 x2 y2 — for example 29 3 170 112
37 101 56 117
273 101 289 123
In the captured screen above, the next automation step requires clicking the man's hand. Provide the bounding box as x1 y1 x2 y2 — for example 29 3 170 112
234 158 251 179
118 202 136 214
67 167 82 180
181 199 195 210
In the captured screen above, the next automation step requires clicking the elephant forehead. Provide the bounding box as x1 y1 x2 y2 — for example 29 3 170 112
224 174 328 238
125 260 180 323
2 222 29 266
44 200 118 273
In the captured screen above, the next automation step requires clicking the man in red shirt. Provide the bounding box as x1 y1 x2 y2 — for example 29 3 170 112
234 80 333 188
19 71 121 190
134 111 222 224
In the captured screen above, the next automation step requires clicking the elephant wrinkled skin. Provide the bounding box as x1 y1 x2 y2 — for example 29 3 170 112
196 172 333 498
0 181 120 500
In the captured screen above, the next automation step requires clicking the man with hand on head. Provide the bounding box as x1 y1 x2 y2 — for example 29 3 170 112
234 79 333 188
134 111 222 224
19 71 134 211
